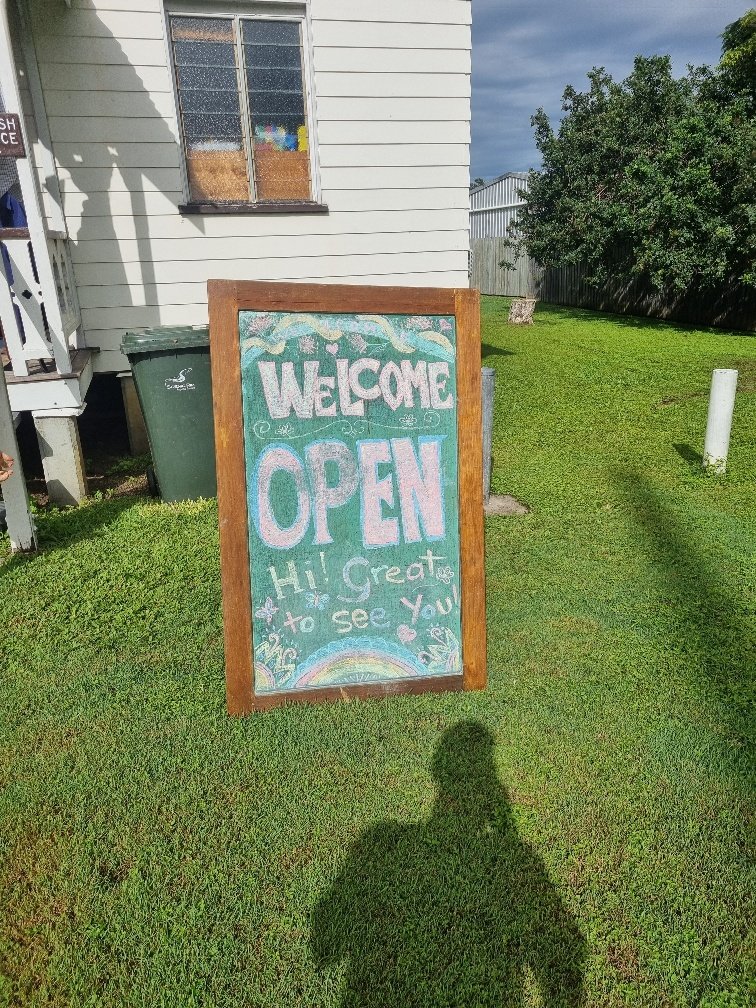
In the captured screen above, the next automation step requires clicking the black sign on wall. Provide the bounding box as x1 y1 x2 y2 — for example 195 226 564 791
0 114 26 158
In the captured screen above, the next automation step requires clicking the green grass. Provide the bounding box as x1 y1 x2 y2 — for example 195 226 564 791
1 299 754 1007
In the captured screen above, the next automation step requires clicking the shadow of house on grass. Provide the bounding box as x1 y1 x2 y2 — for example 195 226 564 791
0 493 144 578
613 469 755 766
481 343 516 359
311 721 586 1007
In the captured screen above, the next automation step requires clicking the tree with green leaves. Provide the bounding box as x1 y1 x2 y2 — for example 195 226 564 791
720 8 756 95
506 24 756 295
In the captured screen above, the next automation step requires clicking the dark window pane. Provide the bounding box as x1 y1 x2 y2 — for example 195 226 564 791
241 19 300 47
245 44 302 70
170 16 233 42
176 65 238 92
182 112 243 143
248 90 305 117
245 68 303 92
172 40 236 67
179 89 241 115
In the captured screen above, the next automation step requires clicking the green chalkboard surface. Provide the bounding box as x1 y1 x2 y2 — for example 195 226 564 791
240 310 462 694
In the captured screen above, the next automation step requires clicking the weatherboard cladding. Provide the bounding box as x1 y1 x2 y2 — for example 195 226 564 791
27 0 472 373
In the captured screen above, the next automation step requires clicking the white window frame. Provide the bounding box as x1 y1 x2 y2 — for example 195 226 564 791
162 0 321 207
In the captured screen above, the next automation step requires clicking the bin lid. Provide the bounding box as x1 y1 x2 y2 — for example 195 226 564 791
122 325 209 354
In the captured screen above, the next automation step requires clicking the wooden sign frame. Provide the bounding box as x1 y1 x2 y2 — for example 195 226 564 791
208 280 486 714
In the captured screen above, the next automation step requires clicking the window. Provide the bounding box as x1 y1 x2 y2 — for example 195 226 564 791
167 10 316 206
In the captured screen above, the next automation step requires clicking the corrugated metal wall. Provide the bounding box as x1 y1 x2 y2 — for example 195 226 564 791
469 172 527 240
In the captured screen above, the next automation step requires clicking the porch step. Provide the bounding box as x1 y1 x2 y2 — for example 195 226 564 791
3 347 92 383
3 348 94 413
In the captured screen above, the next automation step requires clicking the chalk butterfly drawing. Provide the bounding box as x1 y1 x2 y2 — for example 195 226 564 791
298 334 316 354
436 566 455 584
305 591 330 611
348 333 367 352
254 596 279 625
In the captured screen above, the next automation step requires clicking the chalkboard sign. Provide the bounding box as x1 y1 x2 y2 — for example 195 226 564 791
209 281 486 713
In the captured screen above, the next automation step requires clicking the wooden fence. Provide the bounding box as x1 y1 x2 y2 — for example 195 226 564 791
470 238 541 297
537 264 756 332
471 239 756 332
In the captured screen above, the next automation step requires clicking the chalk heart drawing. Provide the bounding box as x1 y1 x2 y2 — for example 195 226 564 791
397 624 417 645
325 342 339 355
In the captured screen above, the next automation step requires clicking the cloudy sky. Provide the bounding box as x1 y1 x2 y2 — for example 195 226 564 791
471 0 749 179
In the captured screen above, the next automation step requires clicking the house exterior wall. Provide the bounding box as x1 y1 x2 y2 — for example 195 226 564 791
27 0 472 373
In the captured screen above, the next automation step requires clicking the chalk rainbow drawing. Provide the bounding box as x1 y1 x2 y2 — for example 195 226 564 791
269 637 431 692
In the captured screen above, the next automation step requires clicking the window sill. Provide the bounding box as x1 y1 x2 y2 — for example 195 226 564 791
178 201 329 216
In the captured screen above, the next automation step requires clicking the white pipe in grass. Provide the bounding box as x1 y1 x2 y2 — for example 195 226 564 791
703 369 738 475
481 367 495 503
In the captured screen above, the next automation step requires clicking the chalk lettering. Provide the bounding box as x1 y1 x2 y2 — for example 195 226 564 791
256 357 455 420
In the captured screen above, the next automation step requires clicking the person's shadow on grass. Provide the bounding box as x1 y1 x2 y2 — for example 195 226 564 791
311 721 586 1007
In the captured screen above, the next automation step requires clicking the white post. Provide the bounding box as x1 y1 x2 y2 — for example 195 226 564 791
0 367 36 552
703 369 738 475
481 367 494 504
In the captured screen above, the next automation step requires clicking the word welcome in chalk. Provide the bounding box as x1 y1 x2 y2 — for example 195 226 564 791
251 436 445 550
258 357 454 419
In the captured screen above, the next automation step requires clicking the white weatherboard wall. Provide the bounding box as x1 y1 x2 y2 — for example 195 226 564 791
28 0 472 373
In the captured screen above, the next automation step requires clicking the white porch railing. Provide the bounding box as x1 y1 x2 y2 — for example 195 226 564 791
0 226 80 377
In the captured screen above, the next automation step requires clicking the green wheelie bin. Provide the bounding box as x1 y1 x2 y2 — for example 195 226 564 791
121 326 216 502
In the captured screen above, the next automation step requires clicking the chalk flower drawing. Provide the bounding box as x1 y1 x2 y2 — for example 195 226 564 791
254 632 298 688
306 591 330 610
436 566 455 584
407 316 432 329
275 423 294 437
298 334 316 354
399 414 418 428
422 627 461 675
254 596 279 624
247 313 272 334
440 318 452 331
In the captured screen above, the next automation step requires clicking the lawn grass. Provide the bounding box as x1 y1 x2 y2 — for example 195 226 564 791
1 299 754 1007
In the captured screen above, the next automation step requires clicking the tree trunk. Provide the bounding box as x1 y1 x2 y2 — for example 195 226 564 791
508 297 538 324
